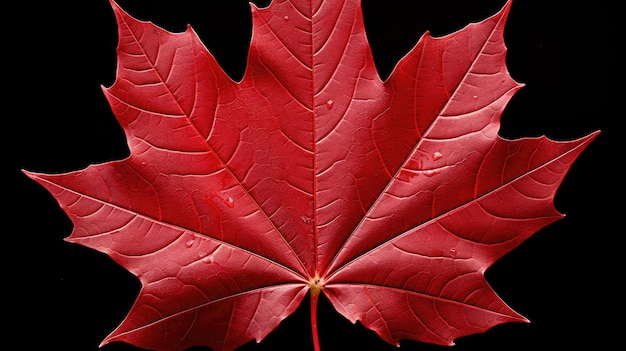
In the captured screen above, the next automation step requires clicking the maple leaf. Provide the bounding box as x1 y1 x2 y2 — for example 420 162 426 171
24 0 598 350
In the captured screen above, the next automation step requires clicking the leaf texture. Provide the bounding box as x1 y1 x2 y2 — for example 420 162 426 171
24 0 598 350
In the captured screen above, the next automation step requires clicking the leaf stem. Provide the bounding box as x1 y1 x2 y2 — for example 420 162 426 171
309 277 323 351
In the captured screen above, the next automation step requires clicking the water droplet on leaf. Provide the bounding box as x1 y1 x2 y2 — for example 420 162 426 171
225 196 235 208
432 151 443 161
423 169 440 177
326 100 334 109
198 251 213 264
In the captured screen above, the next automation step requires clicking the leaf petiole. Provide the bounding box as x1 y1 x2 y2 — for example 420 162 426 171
309 277 324 351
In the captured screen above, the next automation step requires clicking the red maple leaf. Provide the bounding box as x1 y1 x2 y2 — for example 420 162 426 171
24 0 598 350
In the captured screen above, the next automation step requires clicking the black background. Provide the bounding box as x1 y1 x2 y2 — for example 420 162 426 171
8 1 618 350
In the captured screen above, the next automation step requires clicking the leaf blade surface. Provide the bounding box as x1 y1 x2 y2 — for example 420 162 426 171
24 0 598 350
